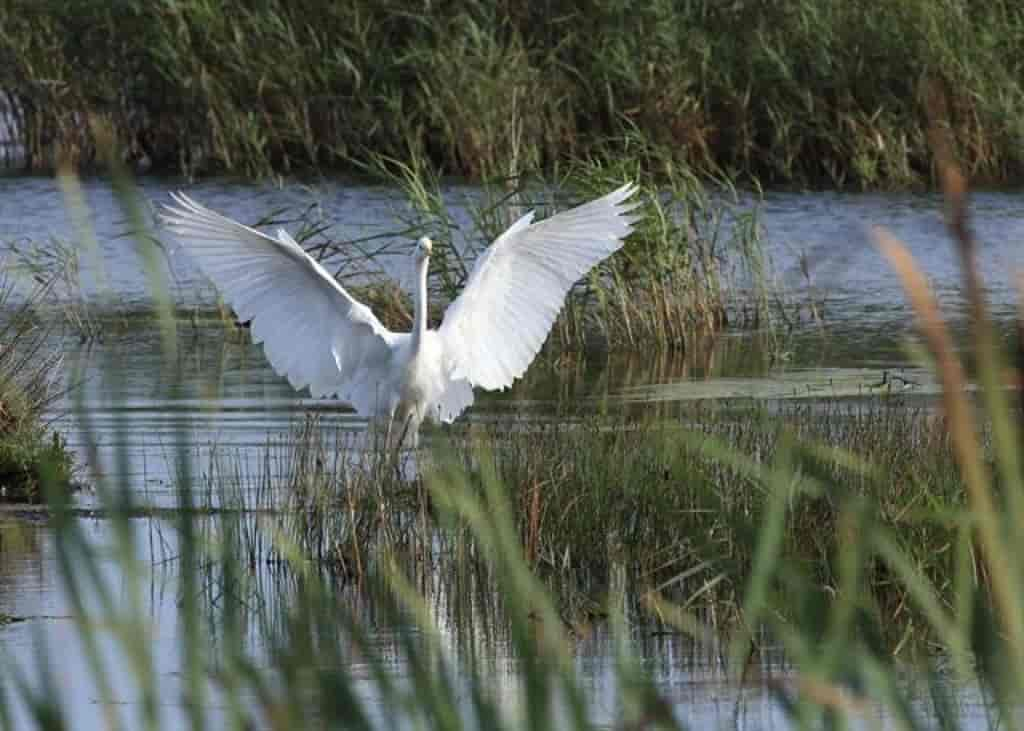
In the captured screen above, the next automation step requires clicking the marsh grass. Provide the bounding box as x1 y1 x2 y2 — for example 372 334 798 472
0 281 73 502
4 1 1024 186
10 138 1024 728
359 148 774 351
35 152 774 352
226 398 969 651
1 237 113 342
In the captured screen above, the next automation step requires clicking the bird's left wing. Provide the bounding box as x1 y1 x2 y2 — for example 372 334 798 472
159 193 396 410
439 183 640 390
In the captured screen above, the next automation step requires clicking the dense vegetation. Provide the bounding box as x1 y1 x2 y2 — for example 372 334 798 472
363 156 768 349
5 6 1024 724
7 175 1024 725
3 1 1024 186
271 399 969 644
0 298 72 503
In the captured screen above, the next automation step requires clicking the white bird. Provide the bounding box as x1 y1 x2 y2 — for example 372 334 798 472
159 184 640 446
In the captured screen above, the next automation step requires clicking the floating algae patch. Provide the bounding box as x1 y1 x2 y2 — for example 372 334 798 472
615 366 944 403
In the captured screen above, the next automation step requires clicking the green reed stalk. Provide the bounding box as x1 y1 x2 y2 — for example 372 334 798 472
7 135 1024 729
4 1 1024 186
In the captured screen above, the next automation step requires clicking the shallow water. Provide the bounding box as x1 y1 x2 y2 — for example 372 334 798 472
5 175 1004 501
0 513 996 728
1 177 1020 727
3 177 1023 325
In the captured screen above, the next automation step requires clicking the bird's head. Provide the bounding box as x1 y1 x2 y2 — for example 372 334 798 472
415 236 433 261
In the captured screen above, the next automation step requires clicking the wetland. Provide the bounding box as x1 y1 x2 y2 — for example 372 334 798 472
0 175 1020 727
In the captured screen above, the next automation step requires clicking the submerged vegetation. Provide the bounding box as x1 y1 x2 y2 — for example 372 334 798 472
3 1 1024 186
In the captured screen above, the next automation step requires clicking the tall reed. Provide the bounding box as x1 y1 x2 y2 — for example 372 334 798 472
8 131 1024 729
0 277 73 502
361 146 771 350
4 1 1024 186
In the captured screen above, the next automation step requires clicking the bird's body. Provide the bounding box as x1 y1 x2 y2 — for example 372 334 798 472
160 184 639 445
392 331 452 439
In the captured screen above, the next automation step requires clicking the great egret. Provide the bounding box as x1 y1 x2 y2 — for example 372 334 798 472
159 184 639 445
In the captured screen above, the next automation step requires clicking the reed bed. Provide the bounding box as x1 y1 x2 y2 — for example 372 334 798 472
215 398 967 649
339 152 772 349
0 280 72 502
4 1 1024 186
4 155 773 350
8 123 1024 729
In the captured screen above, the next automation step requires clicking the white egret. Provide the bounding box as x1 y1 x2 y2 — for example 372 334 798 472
159 184 639 445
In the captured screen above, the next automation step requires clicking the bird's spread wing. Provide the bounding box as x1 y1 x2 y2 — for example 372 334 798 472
159 193 396 410
439 183 640 390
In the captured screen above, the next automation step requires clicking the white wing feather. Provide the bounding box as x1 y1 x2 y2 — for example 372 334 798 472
159 193 396 412
439 183 639 390
433 377 475 424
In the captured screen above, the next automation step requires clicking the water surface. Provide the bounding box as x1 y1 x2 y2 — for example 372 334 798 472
1 177 1019 727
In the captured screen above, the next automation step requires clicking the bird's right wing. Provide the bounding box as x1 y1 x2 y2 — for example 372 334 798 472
159 193 396 410
439 183 640 390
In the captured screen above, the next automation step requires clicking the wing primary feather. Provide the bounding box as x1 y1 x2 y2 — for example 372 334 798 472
440 183 640 391
159 192 397 412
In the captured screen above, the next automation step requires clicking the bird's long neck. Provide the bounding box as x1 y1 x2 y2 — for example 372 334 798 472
411 255 430 351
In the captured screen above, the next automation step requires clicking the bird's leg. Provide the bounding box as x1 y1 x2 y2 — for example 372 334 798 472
382 412 394 452
385 403 417 466
395 413 421 484
396 412 413 449
393 409 421 460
